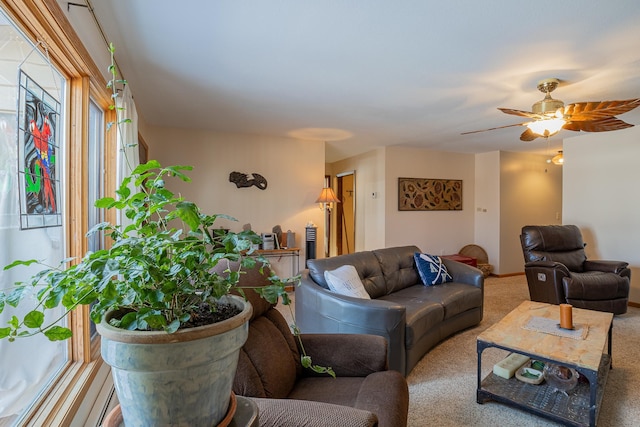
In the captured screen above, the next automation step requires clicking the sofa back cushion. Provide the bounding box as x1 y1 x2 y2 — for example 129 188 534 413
233 306 302 398
307 252 387 298
521 225 587 272
324 265 371 299
373 246 422 293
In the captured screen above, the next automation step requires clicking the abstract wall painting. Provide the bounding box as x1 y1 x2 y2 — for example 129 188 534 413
17 70 62 229
398 177 462 211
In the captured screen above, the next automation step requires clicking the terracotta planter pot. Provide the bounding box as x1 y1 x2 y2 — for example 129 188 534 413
102 393 238 427
97 295 252 427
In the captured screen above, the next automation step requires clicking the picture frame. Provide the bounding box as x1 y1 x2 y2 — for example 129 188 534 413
398 177 462 211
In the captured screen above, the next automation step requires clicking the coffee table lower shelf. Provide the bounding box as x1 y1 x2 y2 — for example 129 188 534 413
477 354 610 427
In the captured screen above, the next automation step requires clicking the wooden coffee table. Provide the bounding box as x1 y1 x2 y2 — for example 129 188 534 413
477 300 613 427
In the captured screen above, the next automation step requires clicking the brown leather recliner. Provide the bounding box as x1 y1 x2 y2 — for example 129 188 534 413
229 263 409 427
520 225 630 315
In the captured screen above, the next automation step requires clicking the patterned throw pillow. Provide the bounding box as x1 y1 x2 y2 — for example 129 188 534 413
414 252 453 286
323 265 371 299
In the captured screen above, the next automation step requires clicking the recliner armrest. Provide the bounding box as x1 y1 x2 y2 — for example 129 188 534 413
525 260 571 275
298 333 388 377
584 259 629 275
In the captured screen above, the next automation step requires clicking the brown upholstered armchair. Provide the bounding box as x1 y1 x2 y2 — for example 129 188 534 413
520 225 631 315
229 264 409 427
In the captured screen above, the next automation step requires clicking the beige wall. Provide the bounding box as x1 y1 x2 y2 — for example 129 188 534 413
384 146 476 254
330 148 386 252
143 127 326 271
474 152 501 271
499 151 563 274
563 126 640 304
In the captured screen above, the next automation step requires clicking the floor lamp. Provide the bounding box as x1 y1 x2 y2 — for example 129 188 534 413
315 187 341 257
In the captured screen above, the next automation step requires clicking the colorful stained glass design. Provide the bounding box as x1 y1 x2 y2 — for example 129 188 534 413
17 70 62 229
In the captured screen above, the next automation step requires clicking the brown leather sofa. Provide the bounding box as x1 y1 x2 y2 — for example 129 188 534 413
231 264 409 427
296 245 484 376
520 225 631 315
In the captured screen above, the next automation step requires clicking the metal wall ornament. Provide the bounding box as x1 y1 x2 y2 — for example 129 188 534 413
229 171 267 190
398 177 462 211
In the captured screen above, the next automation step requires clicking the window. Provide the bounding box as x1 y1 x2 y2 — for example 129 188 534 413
88 99 104 254
87 99 105 340
0 12 68 425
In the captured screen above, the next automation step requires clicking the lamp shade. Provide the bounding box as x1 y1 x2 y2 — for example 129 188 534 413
315 187 341 204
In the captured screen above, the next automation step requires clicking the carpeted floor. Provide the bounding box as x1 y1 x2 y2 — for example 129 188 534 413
279 276 640 426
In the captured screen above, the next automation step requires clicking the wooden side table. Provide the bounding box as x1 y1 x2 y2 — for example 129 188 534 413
256 248 301 284
441 253 477 267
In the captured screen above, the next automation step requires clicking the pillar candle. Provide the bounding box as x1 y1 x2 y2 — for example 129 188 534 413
559 303 573 329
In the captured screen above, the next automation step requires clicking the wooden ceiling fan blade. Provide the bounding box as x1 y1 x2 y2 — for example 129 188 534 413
564 99 640 121
563 117 634 133
498 108 545 119
461 122 527 135
519 128 539 141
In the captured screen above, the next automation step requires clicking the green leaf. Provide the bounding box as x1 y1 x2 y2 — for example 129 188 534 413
44 326 73 341
4 259 40 270
0 327 11 339
145 314 167 330
6 287 27 307
9 316 19 328
165 319 180 333
129 161 159 179
301 355 312 368
23 311 45 328
95 197 116 208
175 201 201 231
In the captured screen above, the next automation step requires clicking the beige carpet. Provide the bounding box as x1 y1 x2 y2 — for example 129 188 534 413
279 276 640 426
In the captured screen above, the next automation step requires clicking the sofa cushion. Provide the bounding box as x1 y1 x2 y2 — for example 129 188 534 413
372 245 422 294
379 287 444 348
419 282 483 319
414 253 453 285
251 398 378 427
521 225 587 272
307 252 388 298
233 309 302 398
324 265 371 299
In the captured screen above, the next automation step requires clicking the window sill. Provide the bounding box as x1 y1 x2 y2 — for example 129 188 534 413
21 346 110 427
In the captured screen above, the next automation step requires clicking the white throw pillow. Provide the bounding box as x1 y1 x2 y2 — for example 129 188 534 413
323 265 371 299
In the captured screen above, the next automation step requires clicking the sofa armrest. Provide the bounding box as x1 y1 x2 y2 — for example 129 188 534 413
250 398 378 427
298 333 388 377
442 258 484 288
296 270 407 374
584 259 629 275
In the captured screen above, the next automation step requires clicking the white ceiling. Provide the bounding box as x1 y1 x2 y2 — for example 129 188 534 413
64 0 640 162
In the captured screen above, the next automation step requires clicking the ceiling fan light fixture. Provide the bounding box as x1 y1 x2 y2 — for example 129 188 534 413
552 151 564 165
531 95 565 115
526 117 566 137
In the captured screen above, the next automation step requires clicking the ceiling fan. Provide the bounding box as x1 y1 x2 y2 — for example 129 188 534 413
462 78 640 141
